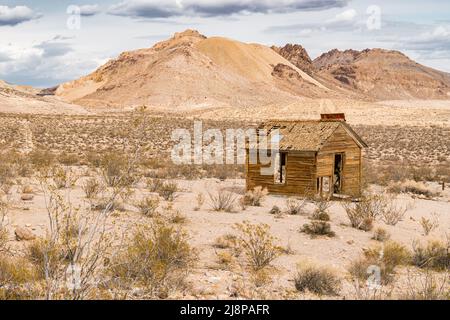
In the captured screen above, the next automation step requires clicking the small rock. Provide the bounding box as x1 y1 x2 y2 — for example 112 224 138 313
15 227 36 241
347 240 354 245
21 194 34 201
25 223 32 227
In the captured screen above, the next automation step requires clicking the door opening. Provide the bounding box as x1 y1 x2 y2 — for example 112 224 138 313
274 152 287 184
334 153 344 194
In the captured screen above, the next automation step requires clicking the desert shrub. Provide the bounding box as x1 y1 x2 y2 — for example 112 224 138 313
310 196 331 219
388 180 437 198
380 195 409 226
26 238 65 279
146 178 164 193
294 262 341 296
402 269 449 300
157 181 178 201
349 241 410 284
108 221 194 297
51 166 78 189
269 205 281 215
242 186 268 207
342 195 387 231
57 152 79 166
366 241 410 269
419 214 439 236
134 196 160 217
301 221 335 238
0 255 37 299
233 221 282 271
100 152 134 188
82 177 103 200
372 227 390 242
208 189 237 212
411 239 449 270
284 198 307 215
29 149 55 169
310 210 330 221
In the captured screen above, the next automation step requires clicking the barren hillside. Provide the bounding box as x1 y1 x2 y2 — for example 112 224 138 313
313 48 450 100
0 80 89 114
55 30 334 110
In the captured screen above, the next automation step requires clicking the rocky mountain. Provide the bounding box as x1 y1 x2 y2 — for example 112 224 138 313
53 30 450 109
55 30 331 110
313 48 450 100
271 44 315 75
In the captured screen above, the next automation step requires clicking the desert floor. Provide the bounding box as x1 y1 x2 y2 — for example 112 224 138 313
0 99 449 299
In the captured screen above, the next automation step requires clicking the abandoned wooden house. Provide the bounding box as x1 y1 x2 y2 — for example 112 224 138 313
245 114 367 197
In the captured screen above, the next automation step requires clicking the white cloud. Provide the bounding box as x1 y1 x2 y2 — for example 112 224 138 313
0 40 98 87
80 4 102 17
108 0 349 18
0 5 40 26
329 8 357 23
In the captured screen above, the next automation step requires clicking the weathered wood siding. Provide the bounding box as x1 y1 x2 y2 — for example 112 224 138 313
246 123 363 197
317 125 362 196
246 151 316 195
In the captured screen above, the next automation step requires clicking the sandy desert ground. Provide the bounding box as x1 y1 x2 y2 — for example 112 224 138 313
0 102 448 300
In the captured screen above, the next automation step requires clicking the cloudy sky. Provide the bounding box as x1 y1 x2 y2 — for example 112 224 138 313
1 0 449 87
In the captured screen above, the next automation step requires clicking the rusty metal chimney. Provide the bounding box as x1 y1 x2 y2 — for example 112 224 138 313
320 113 346 121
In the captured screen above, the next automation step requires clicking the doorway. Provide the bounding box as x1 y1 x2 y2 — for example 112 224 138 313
333 153 344 194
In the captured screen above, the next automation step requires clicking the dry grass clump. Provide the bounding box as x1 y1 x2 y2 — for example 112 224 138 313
157 181 179 201
0 256 38 300
371 227 390 242
108 221 195 298
233 221 282 271
301 221 335 238
208 188 237 212
26 238 65 280
411 239 449 271
134 196 160 217
81 177 103 200
213 234 237 249
294 262 341 296
242 186 268 207
348 241 410 284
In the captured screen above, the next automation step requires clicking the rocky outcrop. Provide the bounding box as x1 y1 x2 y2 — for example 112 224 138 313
272 44 315 75
313 48 450 99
